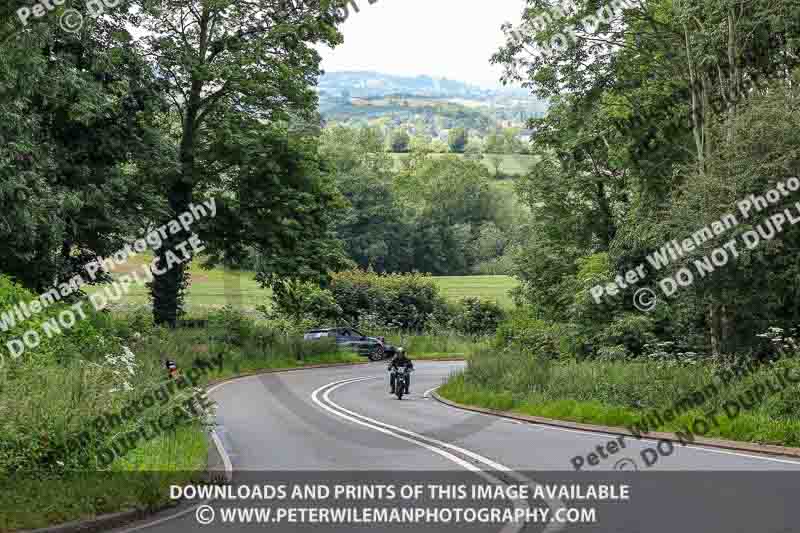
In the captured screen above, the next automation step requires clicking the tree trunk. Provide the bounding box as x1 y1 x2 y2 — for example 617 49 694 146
706 297 735 356
720 302 734 354
151 7 212 327
151 82 202 327
151 181 193 328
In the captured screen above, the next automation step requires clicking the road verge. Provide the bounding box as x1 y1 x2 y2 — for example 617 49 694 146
18 360 373 533
431 391 800 460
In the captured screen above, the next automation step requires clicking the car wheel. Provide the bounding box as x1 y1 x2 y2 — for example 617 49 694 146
368 345 385 362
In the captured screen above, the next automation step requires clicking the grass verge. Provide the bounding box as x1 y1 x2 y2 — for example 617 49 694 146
4 425 208 532
3 316 363 532
439 349 800 448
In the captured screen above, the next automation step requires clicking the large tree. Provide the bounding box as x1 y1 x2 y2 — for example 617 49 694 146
0 15 165 294
494 0 800 356
129 0 347 325
320 126 409 273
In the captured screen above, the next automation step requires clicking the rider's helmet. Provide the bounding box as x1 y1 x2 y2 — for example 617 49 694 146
397 347 405 356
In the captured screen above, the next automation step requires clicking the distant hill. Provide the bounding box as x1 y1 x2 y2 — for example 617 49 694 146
317 71 548 135
318 71 537 101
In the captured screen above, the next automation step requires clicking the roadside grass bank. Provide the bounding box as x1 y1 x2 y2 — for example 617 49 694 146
410 352 467 360
4 425 208 532
438 347 800 448
1 304 360 533
383 332 485 360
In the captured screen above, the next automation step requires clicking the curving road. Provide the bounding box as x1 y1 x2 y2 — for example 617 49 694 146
113 361 800 533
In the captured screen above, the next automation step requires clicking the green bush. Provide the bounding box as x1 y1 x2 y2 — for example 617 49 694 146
472 254 514 275
495 311 584 358
265 280 342 323
329 270 448 331
0 275 209 476
0 275 120 369
208 305 260 346
450 297 505 336
596 313 657 357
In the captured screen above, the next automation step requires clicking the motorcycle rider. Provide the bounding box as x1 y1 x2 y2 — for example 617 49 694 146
388 347 414 394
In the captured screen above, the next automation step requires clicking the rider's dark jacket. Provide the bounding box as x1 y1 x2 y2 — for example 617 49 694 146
388 353 414 370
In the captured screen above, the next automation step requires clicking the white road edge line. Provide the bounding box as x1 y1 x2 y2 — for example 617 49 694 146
423 385 440 398
459 408 800 467
313 377 566 533
210 429 234 478
205 380 235 479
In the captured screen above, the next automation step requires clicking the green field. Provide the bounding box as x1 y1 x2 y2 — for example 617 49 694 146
434 275 517 309
91 255 272 312
93 256 517 312
390 153 538 177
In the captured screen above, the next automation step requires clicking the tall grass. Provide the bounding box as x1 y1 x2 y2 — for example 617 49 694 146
386 332 485 358
440 346 800 446
1 305 362 532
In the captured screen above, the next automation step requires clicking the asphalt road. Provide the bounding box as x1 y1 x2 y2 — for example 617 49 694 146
113 361 800 533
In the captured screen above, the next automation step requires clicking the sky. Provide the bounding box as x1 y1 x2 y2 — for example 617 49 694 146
318 0 528 88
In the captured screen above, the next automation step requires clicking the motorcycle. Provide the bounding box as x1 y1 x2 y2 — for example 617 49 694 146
391 367 413 400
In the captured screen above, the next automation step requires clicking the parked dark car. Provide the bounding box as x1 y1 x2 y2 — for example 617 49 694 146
303 327 396 361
